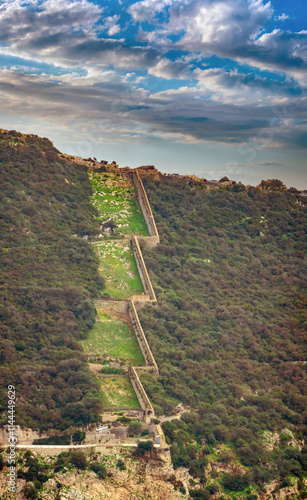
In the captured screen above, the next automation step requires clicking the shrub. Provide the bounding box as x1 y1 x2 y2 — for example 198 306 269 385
116 459 126 470
72 430 86 444
23 483 38 499
222 473 251 492
33 435 71 445
70 451 87 470
91 461 107 479
99 367 125 375
189 488 210 499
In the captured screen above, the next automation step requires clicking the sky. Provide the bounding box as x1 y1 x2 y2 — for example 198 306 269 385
0 0 306 188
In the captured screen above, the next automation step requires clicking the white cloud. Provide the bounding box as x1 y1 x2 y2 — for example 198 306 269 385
0 0 306 154
148 58 190 79
132 0 306 75
192 67 302 106
276 13 289 22
0 0 154 71
0 65 306 151
128 0 174 22
103 15 121 36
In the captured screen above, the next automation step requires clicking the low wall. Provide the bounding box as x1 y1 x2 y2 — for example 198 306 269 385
130 294 151 302
131 236 156 302
101 406 141 412
129 366 154 424
94 299 129 314
130 171 160 245
14 444 96 456
129 300 158 375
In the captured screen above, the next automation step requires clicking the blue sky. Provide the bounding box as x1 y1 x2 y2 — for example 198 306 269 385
0 0 306 188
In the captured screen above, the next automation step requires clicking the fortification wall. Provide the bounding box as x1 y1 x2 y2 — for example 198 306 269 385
129 300 158 375
131 235 156 302
129 366 154 424
130 171 160 246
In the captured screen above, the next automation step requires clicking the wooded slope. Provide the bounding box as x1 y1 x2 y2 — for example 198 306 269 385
0 130 104 432
139 176 307 488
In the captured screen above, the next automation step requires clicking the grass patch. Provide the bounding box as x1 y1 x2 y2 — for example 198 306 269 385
89 171 149 236
81 308 145 365
93 239 144 299
99 376 141 408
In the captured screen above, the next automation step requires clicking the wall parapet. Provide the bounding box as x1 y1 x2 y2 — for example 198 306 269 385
131 235 156 302
128 299 159 375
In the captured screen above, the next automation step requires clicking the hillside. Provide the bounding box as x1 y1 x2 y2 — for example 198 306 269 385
0 129 306 499
139 175 307 496
0 129 105 431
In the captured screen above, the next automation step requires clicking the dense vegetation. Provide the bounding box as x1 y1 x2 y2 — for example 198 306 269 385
139 176 307 491
0 130 105 432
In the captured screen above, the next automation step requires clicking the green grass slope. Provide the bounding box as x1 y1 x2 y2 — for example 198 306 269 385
93 240 144 299
98 376 141 408
81 308 144 365
89 170 149 236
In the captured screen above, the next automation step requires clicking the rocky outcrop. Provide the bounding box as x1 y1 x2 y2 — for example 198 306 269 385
0 451 187 500
0 426 48 446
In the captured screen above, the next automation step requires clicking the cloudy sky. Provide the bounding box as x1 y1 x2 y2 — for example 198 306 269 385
0 0 306 187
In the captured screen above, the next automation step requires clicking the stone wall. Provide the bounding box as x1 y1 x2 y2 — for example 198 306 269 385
14 444 96 456
130 170 160 246
131 235 156 302
129 366 154 424
102 406 140 412
128 300 158 375
130 294 151 302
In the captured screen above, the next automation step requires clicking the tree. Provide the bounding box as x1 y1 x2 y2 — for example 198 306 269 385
136 440 154 456
128 420 142 436
70 451 87 470
72 430 86 444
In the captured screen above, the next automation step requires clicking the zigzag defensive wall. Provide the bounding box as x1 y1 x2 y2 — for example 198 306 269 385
4 167 167 457
92 168 166 453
